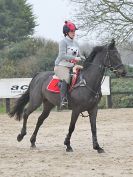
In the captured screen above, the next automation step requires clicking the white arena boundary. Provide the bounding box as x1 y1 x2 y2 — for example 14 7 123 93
0 76 110 99
0 77 111 112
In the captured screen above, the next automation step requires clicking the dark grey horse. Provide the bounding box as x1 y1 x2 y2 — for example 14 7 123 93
9 39 126 153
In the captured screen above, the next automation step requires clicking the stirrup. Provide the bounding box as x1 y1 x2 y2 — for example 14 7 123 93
60 98 68 109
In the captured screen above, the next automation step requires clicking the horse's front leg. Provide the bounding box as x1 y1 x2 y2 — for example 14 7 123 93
64 109 80 152
88 106 104 153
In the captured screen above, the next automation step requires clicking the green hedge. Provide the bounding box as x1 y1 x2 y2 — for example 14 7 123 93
98 76 133 108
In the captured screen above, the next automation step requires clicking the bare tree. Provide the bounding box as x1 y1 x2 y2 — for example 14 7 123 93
69 0 133 44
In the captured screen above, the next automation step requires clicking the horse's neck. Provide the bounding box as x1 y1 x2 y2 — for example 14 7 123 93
83 56 105 91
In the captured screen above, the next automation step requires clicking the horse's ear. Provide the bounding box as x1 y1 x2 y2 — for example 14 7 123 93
108 38 115 49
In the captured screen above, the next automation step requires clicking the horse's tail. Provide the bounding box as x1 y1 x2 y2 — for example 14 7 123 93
9 87 30 121
9 73 40 121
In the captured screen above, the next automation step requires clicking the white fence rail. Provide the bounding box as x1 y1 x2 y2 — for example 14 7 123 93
0 77 110 112
0 76 110 98
0 78 32 98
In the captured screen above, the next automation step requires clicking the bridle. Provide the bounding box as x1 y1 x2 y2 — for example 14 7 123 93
82 47 124 98
104 47 123 73
80 46 124 118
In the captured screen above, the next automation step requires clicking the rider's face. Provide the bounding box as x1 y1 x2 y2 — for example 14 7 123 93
68 30 76 39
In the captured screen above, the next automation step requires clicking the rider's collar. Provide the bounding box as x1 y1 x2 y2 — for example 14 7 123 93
66 36 73 41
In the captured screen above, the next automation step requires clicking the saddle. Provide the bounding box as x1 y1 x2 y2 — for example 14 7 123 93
47 65 85 93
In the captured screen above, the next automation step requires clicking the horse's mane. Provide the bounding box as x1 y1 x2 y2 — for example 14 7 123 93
83 45 104 69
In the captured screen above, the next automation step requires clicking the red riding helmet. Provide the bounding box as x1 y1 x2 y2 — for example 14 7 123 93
63 21 78 36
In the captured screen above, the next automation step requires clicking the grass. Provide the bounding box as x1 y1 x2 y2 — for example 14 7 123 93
0 105 6 113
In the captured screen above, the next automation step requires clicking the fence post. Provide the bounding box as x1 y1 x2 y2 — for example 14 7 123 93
106 77 112 108
6 98 10 113
106 95 112 108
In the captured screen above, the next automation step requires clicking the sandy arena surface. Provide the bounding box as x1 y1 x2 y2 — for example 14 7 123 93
0 108 133 177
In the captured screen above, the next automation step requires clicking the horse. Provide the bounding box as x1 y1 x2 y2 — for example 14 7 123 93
9 39 126 153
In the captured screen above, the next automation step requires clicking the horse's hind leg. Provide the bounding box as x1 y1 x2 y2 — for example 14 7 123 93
30 101 54 148
64 109 80 152
17 109 28 142
88 106 104 153
17 98 42 142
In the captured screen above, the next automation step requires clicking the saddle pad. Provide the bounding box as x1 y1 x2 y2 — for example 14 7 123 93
47 79 60 93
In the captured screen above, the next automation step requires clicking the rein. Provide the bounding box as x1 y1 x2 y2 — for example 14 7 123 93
80 47 124 118
80 64 108 118
80 49 112 118
82 61 108 96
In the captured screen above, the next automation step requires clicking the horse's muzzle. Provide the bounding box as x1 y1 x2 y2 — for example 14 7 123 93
115 68 127 77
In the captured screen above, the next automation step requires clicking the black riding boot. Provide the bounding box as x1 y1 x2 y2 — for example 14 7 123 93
60 80 68 109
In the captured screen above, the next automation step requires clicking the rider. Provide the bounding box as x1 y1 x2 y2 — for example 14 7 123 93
54 21 83 109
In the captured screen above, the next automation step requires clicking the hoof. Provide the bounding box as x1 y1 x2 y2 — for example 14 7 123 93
66 147 73 152
97 148 105 153
30 144 36 149
17 134 23 142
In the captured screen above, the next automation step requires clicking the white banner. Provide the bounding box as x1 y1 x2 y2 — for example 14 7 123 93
0 78 32 98
101 76 110 95
0 76 110 98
